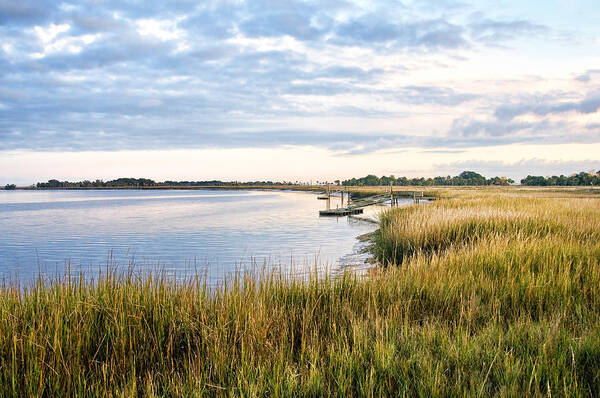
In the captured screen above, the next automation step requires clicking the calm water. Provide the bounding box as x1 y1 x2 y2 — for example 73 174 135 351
0 189 400 284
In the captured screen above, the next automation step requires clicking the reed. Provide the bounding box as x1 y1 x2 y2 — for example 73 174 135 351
1 188 599 396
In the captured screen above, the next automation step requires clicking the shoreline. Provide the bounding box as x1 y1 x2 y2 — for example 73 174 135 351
335 230 379 276
7 185 442 200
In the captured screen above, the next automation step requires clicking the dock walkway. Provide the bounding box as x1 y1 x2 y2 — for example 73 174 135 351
319 208 364 216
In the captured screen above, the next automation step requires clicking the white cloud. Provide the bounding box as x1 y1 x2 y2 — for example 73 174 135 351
30 23 101 58
135 18 184 41
33 23 70 43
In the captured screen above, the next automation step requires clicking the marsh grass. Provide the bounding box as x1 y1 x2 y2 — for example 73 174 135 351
1 188 599 396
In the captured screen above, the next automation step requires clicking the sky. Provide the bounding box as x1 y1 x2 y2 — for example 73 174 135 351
0 0 599 184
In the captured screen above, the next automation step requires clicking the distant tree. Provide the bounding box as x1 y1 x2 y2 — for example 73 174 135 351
396 176 408 186
380 176 394 186
488 176 513 186
521 175 546 186
458 171 486 185
4 184 16 190
36 179 63 188
433 176 449 185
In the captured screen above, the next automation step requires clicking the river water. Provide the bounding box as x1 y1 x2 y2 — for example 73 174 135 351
0 189 406 284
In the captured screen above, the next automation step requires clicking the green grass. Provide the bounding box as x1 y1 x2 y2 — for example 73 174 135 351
1 188 599 396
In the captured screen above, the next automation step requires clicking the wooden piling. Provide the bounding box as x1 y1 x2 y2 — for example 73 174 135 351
413 191 423 203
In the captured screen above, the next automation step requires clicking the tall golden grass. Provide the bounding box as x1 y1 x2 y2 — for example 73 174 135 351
1 187 599 396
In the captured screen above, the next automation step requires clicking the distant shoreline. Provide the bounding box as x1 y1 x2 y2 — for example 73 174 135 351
13 184 320 191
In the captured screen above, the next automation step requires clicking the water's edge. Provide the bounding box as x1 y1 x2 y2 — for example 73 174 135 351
335 230 378 276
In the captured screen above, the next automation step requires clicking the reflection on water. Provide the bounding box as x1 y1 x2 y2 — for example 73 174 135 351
0 189 406 284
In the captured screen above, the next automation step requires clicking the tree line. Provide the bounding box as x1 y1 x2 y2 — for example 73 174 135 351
520 171 600 186
34 178 292 188
342 171 515 186
343 170 600 187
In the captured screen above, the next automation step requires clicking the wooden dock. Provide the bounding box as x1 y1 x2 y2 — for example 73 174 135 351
317 183 428 217
319 208 364 216
317 184 355 216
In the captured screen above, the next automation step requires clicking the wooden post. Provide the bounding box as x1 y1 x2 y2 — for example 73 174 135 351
346 187 350 207
413 191 423 203
390 183 394 207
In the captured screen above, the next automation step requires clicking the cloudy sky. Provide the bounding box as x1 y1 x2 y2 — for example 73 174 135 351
1 0 599 184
